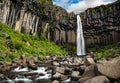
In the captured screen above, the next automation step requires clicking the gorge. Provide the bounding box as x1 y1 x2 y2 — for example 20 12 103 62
0 0 119 47
0 0 120 83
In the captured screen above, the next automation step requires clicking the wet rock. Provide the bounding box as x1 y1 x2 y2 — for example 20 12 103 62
28 59 37 70
97 58 120 79
0 74 4 80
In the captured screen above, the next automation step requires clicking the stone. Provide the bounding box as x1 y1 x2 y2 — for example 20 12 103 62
3 32 10 39
56 67 65 74
73 57 83 65
83 76 110 83
61 75 68 81
0 61 4 65
52 80 59 83
71 71 80 77
79 65 98 83
97 59 120 79
53 72 62 79
0 74 4 80
53 61 60 66
84 57 95 66
28 59 37 70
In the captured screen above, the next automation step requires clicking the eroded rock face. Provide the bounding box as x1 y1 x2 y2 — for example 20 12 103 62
0 0 77 45
82 1 120 47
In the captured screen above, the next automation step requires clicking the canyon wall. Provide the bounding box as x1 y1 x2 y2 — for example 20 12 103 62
0 0 76 44
0 0 120 47
82 1 120 47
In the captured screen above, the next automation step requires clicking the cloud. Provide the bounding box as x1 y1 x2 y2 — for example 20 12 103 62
67 0 116 14
52 0 70 9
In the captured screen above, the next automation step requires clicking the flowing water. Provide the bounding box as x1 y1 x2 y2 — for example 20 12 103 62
0 66 52 83
77 15 86 56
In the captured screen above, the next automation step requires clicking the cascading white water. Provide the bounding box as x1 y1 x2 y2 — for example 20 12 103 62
77 15 86 56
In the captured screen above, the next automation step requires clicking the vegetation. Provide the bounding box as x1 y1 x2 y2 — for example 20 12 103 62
87 44 120 59
0 22 68 62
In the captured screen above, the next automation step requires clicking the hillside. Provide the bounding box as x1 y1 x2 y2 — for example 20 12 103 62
0 22 67 62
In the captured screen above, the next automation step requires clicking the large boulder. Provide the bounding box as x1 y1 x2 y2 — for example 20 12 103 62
83 76 110 83
79 64 98 83
97 57 120 79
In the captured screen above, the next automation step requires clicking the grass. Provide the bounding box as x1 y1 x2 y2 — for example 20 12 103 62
87 43 120 59
0 22 68 62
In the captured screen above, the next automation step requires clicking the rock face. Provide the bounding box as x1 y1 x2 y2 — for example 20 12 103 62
83 1 120 47
0 0 119 47
0 0 77 44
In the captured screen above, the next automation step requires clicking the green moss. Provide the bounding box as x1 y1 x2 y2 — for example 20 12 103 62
0 22 68 62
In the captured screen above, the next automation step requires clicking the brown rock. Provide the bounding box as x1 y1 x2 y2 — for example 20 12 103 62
53 61 60 66
56 67 65 74
71 71 80 77
84 57 95 66
83 76 110 83
79 65 98 83
52 80 59 83
97 59 120 79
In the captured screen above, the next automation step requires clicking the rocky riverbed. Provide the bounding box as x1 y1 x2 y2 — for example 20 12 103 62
0 54 120 83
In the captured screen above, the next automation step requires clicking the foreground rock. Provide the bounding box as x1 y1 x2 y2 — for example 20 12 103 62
97 57 120 79
0 55 120 83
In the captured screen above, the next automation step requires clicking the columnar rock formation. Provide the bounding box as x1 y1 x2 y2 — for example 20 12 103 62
83 1 120 47
0 0 76 44
0 0 120 47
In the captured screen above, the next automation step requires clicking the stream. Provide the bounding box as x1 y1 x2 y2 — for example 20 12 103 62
0 66 52 83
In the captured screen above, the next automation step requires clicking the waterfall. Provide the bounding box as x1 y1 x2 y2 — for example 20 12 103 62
77 15 86 56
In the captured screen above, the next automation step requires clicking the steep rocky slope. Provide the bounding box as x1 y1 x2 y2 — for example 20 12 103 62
82 0 120 47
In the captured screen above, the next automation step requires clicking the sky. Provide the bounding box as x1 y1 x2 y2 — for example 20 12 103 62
52 0 116 14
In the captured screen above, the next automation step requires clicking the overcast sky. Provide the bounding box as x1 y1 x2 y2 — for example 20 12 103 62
52 0 116 14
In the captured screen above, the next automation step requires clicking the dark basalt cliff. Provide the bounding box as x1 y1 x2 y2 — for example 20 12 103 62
0 0 76 44
0 0 119 47
82 1 120 47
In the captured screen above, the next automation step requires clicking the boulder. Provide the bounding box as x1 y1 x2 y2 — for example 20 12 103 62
79 65 98 83
97 57 120 79
84 56 95 66
56 67 65 74
83 76 110 83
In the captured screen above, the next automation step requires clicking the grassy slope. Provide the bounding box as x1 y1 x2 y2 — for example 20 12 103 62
0 22 67 62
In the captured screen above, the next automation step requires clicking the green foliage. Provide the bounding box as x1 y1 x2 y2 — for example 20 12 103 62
0 22 68 62
87 44 120 59
39 0 52 5
114 80 120 83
